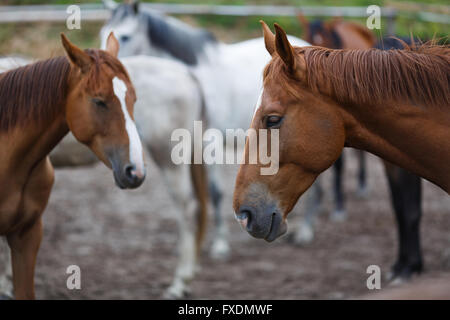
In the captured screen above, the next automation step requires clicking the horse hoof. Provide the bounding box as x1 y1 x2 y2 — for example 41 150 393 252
385 268 416 286
291 222 314 246
209 238 231 261
330 209 347 222
0 293 13 300
386 274 407 286
163 283 191 300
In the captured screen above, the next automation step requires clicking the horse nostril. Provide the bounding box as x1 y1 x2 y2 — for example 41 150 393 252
124 164 137 181
236 210 249 221
237 206 256 229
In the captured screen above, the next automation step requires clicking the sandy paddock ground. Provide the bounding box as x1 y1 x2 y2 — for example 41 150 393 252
28 148 450 299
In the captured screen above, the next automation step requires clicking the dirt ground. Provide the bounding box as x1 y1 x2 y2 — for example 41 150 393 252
32 148 449 299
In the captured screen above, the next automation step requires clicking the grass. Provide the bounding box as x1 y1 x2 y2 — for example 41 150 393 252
0 1 448 58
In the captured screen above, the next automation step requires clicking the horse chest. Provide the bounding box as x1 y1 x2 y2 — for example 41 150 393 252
0 159 54 235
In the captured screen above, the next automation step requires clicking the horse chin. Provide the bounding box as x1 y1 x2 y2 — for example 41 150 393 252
264 217 288 242
236 208 288 242
113 170 127 189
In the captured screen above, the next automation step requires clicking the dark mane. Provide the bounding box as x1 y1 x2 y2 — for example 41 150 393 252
144 11 216 65
109 4 216 65
264 43 450 108
0 49 127 131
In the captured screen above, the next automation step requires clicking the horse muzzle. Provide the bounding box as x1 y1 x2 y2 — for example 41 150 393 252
110 153 146 189
235 205 287 242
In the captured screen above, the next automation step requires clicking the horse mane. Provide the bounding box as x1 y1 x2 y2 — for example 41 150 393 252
0 49 128 132
143 10 216 65
265 43 450 108
108 4 216 65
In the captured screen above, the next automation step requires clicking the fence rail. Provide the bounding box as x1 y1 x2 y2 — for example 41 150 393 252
0 3 448 25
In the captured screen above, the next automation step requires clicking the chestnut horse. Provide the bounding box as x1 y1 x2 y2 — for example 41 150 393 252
0 33 145 299
233 22 449 244
296 14 375 222
294 16 426 280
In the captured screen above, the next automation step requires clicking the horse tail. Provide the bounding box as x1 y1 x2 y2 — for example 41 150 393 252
189 71 209 257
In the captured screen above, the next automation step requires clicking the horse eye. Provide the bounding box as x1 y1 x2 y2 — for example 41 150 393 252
265 115 283 128
120 35 131 43
92 98 107 109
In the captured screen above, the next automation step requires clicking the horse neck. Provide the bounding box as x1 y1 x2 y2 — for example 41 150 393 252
8 110 68 176
339 99 450 192
333 22 374 49
145 13 217 66
1 84 70 176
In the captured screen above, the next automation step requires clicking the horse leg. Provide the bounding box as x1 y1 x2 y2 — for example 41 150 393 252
291 175 323 245
384 162 423 282
207 165 230 260
356 150 369 198
0 237 13 299
330 154 347 221
7 157 53 300
162 165 199 299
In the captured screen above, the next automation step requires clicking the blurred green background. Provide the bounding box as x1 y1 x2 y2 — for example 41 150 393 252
0 0 448 59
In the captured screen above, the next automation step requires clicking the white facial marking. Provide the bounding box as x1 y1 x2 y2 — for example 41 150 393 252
252 89 264 119
112 76 145 178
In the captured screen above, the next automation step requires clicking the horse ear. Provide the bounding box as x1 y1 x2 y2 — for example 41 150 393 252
297 12 309 39
60 33 92 74
131 0 140 14
260 20 275 56
103 0 118 10
274 23 295 71
105 32 120 57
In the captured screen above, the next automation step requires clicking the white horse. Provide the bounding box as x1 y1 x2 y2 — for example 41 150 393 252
0 55 209 299
122 56 208 298
100 0 311 260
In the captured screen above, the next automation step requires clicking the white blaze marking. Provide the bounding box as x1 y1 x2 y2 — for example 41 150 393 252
112 76 145 178
252 89 264 119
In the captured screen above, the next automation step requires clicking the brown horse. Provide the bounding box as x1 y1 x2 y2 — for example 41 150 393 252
298 13 376 50
233 22 449 243
0 33 145 299
295 16 426 280
295 15 376 219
